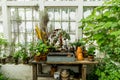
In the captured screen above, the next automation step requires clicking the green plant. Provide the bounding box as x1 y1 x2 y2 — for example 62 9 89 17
20 53 28 61
28 42 37 58
13 50 20 60
80 0 120 61
70 39 85 47
87 46 95 56
80 0 120 79
0 73 9 80
35 40 49 56
96 57 120 80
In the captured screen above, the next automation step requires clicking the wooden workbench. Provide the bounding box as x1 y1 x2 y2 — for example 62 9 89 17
31 59 98 80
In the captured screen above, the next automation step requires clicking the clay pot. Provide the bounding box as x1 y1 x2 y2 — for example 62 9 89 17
88 55 94 61
34 55 41 62
40 56 47 61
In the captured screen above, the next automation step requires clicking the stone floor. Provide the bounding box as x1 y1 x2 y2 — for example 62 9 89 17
38 77 80 80
38 77 54 80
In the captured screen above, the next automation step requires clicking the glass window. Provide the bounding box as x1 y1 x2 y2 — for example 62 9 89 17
0 22 3 33
47 7 76 42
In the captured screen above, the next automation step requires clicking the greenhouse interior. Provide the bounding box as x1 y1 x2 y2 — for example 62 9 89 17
0 0 120 80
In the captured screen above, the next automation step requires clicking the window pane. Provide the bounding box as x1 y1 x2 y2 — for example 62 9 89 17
19 33 25 43
62 8 69 20
48 9 54 21
26 8 32 20
55 22 61 29
62 22 69 32
19 22 25 32
10 8 15 20
70 9 76 20
70 34 76 42
33 10 39 20
83 7 94 18
70 22 76 32
26 22 33 33
18 8 25 20
27 34 32 42
55 8 61 21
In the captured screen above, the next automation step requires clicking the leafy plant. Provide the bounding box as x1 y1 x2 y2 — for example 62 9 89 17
70 39 85 50
13 50 20 60
96 58 120 80
80 0 120 61
35 40 49 56
80 0 120 79
20 53 28 61
87 46 95 56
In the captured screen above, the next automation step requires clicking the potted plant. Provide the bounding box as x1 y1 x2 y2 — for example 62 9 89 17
70 39 86 59
28 42 36 59
70 39 85 50
87 46 95 61
20 53 29 64
34 40 49 62
1 54 7 64
13 50 20 64
0 36 8 64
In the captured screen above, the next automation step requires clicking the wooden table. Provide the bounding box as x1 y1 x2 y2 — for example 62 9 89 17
31 60 98 80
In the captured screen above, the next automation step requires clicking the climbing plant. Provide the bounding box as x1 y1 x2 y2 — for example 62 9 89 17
80 0 120 79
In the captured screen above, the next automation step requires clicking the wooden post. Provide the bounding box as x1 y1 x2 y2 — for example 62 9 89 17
32 64 37 80
38 64 42 74
82 64 87 80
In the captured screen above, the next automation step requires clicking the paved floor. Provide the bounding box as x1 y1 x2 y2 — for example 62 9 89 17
38 77 55 80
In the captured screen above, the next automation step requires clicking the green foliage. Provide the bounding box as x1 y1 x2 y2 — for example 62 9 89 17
80 0 120 79
0 73 8 80
70 39 85 47
35 40 49 56
87 46 95 56
0 38 8 46
96 58 120 80
20 53 28 61
80 0 120 62
13 50 20 60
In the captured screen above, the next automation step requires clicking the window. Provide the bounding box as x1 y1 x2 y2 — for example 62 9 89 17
47 7 77 42
10 7 39 47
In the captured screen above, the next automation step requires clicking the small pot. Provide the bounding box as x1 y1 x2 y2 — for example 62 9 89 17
34 55 41 62
15 59 19 65
1 58 6 64
88 55 94 61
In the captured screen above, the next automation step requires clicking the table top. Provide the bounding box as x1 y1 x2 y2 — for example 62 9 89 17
31 58 98 65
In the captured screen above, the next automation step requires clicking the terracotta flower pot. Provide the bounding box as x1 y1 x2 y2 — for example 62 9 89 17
34 55 41 62
88 55 94 61
40 56 47 61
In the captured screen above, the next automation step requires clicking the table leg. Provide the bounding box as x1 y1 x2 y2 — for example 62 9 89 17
82 64 87 80
38 64 42 74
32 64 37 80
